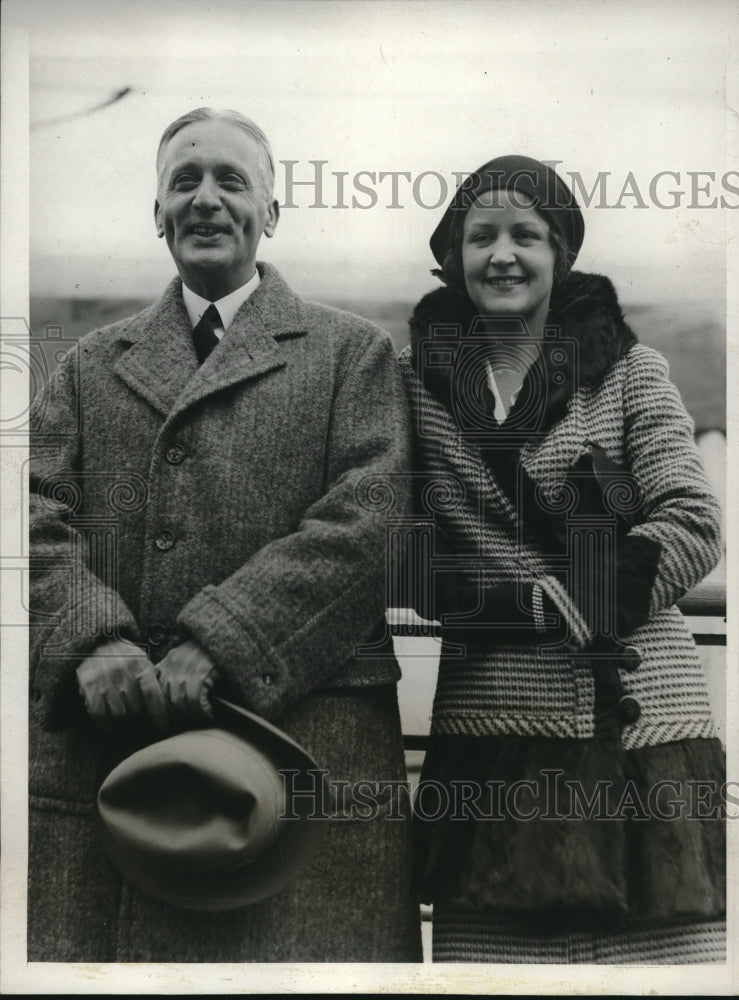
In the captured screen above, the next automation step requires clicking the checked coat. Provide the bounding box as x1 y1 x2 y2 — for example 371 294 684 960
28 262 422 962
402 271 726 943
400 272 723 751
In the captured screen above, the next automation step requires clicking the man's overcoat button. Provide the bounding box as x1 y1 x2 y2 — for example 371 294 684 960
154 530 175 551
165 444 187 465
617 694 642 724
148 624 168 645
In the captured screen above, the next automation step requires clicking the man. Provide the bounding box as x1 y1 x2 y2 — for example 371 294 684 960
28 108 421 962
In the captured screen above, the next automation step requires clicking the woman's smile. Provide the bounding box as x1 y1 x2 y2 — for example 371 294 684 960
485 275 527 287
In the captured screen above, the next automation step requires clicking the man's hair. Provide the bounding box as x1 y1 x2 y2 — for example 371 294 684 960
156 107 275 197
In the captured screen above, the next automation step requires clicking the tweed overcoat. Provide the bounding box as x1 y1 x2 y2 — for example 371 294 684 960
28 262 421 962
399 273 722 748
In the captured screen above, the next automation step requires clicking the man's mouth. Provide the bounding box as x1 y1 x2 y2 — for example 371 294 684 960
190 224 226 237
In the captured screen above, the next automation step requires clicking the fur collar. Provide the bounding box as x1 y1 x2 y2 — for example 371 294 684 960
408 271 638 435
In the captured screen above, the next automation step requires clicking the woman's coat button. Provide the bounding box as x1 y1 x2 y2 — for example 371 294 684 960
617 694 642 724
621 645 643 672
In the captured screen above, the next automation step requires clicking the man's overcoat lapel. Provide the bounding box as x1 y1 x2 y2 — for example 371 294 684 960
113 264 306 421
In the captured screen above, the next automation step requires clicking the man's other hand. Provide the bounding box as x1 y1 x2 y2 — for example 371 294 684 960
76 639 169 734
157 639 219 722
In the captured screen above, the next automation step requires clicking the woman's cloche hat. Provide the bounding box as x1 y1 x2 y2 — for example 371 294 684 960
97 696 328 911
430 154 585 266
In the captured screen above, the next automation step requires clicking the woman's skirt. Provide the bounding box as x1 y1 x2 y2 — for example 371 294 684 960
432 906 727 964
414 733 726 962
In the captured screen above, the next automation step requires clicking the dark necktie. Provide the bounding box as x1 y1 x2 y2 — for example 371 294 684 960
192 303 221 364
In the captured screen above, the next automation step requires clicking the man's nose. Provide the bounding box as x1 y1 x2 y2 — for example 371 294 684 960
192 176 221 212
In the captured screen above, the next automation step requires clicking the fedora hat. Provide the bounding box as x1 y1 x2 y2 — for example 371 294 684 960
97 697 328 910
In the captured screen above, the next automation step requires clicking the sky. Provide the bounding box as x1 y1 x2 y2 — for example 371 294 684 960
12 0 737 314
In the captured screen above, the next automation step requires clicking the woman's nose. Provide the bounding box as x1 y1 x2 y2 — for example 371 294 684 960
192 176 221 211
489 236 515 265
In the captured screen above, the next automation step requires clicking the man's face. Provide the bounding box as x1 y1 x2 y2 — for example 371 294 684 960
155 120 279 300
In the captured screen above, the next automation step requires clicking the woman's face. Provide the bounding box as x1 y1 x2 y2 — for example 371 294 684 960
461 189 556 332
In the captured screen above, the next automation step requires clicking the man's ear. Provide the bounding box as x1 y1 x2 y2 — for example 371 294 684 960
154 200 164 238
263 199 279 239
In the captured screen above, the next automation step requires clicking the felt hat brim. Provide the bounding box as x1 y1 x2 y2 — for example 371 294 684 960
97 697 328 911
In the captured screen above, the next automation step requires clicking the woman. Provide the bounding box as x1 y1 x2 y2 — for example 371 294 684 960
399 156 725 963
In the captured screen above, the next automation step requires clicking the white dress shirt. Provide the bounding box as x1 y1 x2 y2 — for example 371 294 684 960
485 360 522 424
485 343 540 423
182 269 261 339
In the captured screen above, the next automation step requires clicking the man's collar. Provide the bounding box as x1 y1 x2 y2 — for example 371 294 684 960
182 270 261 335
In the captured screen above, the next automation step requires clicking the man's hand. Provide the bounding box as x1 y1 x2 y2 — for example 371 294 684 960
156 639 219 722
76 639 169 734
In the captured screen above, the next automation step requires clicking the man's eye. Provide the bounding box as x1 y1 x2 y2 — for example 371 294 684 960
173 176 197 190
221 175 246 189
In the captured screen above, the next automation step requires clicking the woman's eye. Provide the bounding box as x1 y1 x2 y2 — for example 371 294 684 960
469 232 493 245
516 230 540 242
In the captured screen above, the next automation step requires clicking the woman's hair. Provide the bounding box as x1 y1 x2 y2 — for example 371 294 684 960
432 200 576 293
